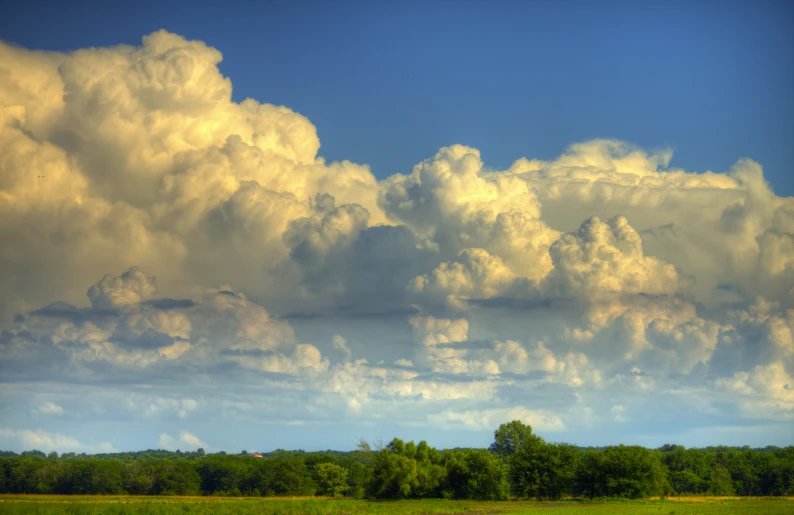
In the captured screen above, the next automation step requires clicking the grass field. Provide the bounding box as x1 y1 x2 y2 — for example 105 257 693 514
0 496 792 515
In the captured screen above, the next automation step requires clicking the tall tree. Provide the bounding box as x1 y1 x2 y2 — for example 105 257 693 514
489 420 535 459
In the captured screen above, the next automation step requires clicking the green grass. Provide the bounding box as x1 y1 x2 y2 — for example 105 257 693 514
0 496 792 515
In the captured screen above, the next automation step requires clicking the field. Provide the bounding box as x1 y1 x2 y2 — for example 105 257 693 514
1 496 793 515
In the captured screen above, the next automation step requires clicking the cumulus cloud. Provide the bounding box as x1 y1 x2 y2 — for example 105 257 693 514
715 362 794 420
544 215 682 298
1 31 793 446
381 145 559 280
87 267 159 310
0 267 325 378
0 428 117 453
410 249 520 309
159 430 208 451
0 29 388 324
428 407 566 432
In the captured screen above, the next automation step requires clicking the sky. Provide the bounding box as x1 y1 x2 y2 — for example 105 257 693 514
0 1 792 454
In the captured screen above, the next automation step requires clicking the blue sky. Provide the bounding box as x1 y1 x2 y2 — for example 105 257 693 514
0 1 792 454
2 0 792 194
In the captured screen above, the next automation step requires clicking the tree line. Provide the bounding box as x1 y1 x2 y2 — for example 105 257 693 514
0 421 792 499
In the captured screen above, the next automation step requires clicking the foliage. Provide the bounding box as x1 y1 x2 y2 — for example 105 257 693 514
511 440 578 500
574 445 669 499
444 448 509 500
0 420 791 500
315 462 348 497
488 420 535 459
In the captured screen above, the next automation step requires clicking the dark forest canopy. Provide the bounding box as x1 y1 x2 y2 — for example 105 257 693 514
1 422 792 499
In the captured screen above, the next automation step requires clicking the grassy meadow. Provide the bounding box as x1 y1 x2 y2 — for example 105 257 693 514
1 496 792 515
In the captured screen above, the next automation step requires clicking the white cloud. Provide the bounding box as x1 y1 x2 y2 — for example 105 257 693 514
0 428 117 453
128 397 199 419
380 145 559 281
158 430 208 451
428 407 566 432
715 362 794 420
232 343 330 376
410 248 520 309
0 30 792 447
31 402 65 416
544 215 682 299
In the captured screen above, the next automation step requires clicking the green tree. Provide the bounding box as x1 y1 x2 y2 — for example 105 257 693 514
315 462 348 496
574 446 668 499
574 450 604 499
60 459 125 494
445 448 509 500
512 441 578 500
412 441 446 498
123 461 157 494
267 459 317 496
153 460 201 496
489 420 534 459
368 441 418 499
710 451 735 495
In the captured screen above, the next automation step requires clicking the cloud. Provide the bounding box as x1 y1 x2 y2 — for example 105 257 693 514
31 402 65 416
0 267 323 377
87 267 159 310
0 30 793 447
544 215 682 299
380 145 559 281
331 335 352 361
129 397 199 419
0 428 117 453
713 362 794 422
0 30 387 324
410 249 520 309
158 430 208 451
410 315 469 346
428 407 566 432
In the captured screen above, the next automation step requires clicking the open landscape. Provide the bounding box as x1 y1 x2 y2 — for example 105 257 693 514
1 421 792 513
1 496 794 515
1 3 792 514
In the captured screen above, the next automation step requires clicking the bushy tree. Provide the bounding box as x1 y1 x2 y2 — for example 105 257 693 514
315 462 348 496
412 441 447 498
341 458 371 498
368 448 417 498
153 460 201 496
575 445 668 499
445 448 509 500
574 450 603 499
511 441 577 500
489 420 534 459
261 459 317 496
196 455 249 495
367 438 447 499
